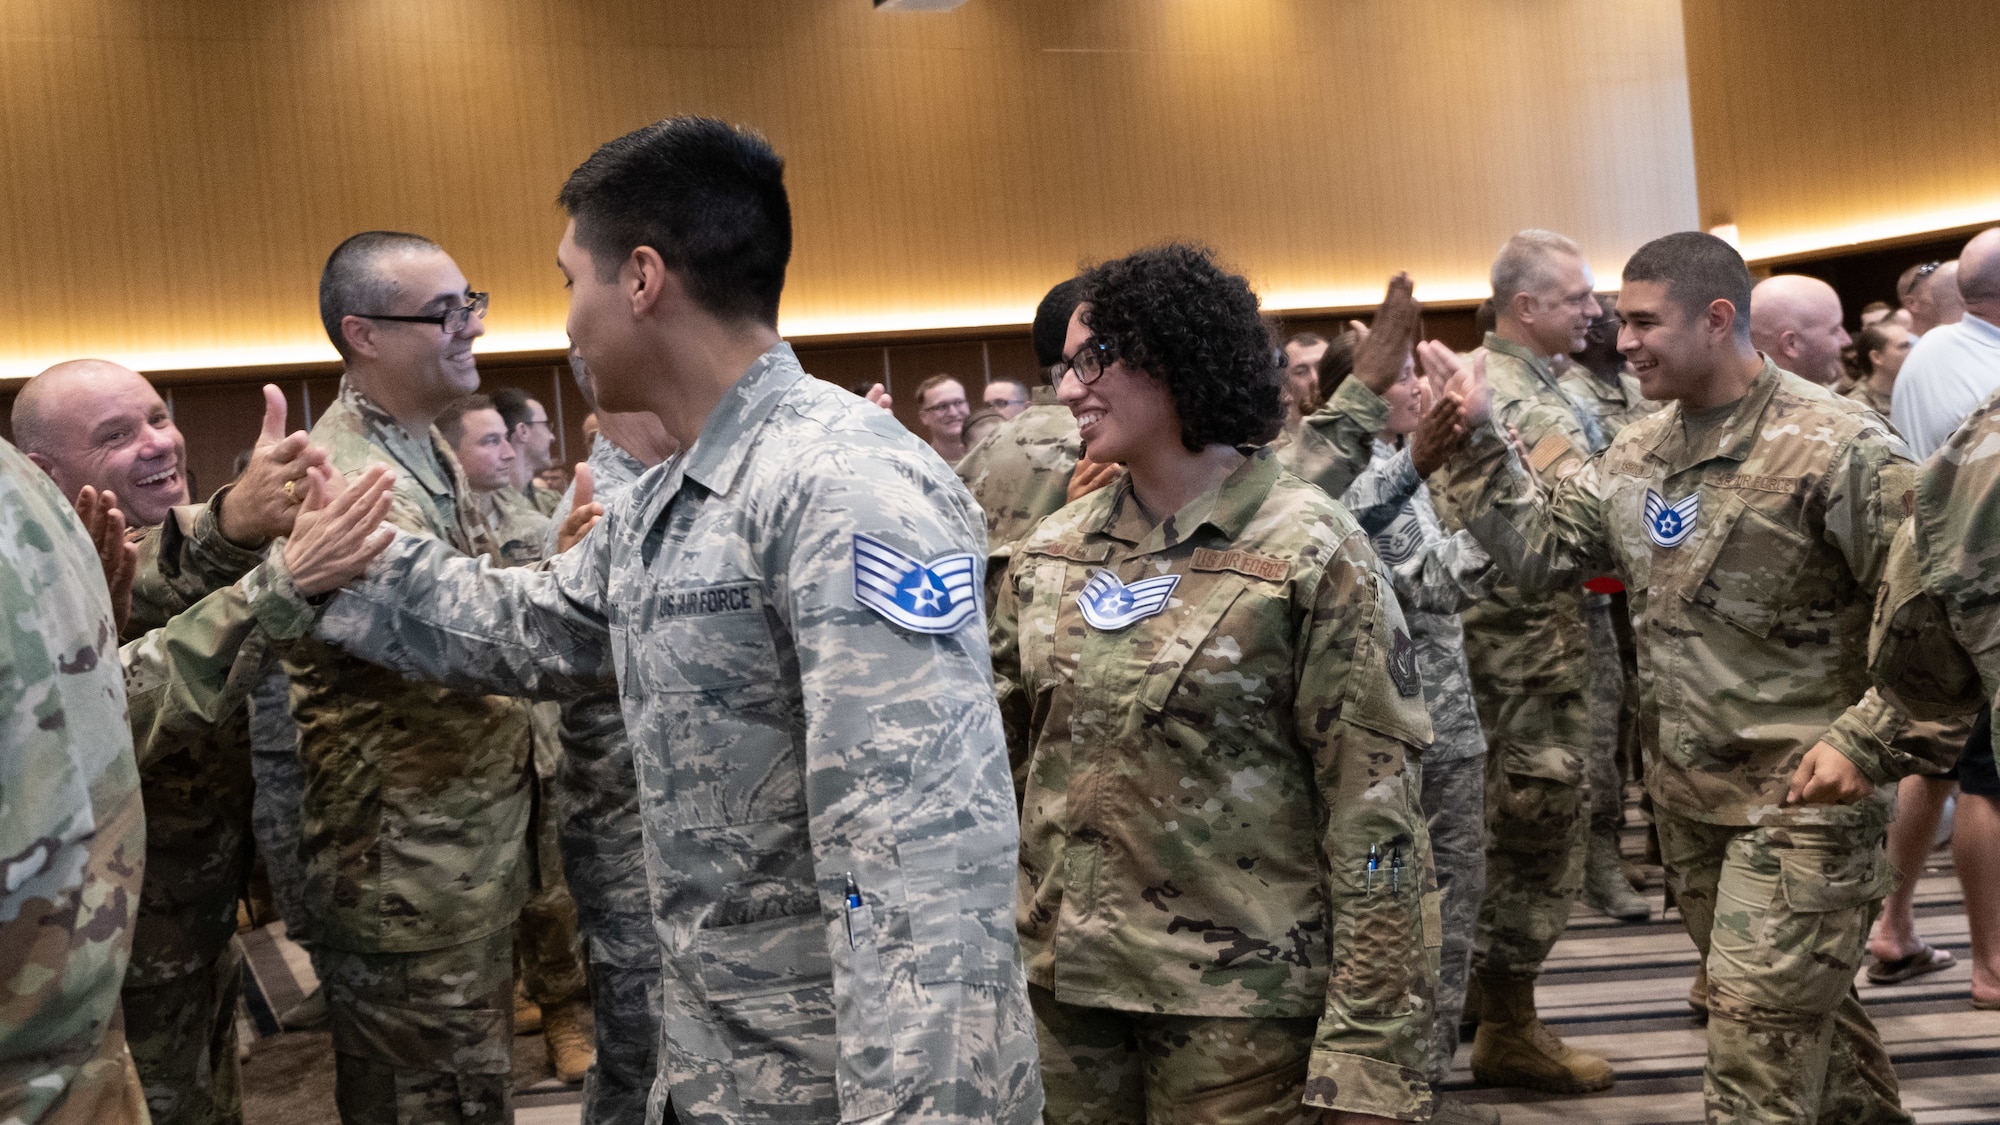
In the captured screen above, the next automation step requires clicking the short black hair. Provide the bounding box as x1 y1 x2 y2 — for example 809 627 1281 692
1622 231 1753 340
559 117 791 327
1856 321 1903 375
1076 243 1283 452
1033 277 1083 369
436 393 496 448
320 231 441 359
488 386 540 434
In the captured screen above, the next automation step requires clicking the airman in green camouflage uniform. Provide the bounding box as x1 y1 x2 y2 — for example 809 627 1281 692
955 383 1081 556
265 344 1042 1125
286 381 532 1124
994 447 1441 1123
1436 230 1946 1124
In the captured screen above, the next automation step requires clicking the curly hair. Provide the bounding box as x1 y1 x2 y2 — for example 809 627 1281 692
1077 244 1284 452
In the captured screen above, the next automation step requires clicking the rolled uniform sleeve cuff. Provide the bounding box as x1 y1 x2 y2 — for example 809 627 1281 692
241 550 322 641
1821 690 1904 786
1324 377 1391 432
189 485 271 580
1303 1048 1432 1120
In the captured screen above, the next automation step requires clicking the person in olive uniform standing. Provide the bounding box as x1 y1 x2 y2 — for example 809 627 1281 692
991 243 1439 1124
1432 231 1943 1125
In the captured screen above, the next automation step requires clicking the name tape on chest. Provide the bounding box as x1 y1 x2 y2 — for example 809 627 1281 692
1076 569 1180 631
1189 547 1289 582
852 533 979 634
657 582 761 619
1643 488 1700 549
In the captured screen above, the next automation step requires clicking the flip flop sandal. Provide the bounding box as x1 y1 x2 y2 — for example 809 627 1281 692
1865 942 1955 984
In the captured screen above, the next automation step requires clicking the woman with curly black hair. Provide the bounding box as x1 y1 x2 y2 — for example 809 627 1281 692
989 242 1443 1124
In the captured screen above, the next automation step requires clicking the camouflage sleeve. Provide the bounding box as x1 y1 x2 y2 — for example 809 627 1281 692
1435 423 1614 591
1296 532 1439 1120
1286 378 1391 501
1340 445 1423 537
768 459 1039 1124
987 555 1033 799
121 566 275 771
127 492 267 636
1819 439 1938 781
1390 528 1497 616
308 526 617 700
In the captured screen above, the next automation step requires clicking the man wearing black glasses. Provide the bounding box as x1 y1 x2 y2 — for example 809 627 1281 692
282 231 530 1124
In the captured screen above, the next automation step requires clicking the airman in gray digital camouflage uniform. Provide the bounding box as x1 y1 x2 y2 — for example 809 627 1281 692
252 118 1041 1125
1435 231 1944 1125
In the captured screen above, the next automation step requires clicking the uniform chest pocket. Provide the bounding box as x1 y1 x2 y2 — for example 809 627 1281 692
1015 561 1073 688
1138 578 1252 713
1682 496 1812 637
628 580 781 694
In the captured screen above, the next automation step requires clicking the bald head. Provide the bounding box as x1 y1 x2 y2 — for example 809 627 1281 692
1959 228 2000 319
1906 260 1966 334
1750 275 1850 385
13 359 189 526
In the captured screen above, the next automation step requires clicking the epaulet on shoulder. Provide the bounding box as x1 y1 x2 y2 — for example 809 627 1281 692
1019 486 1112 554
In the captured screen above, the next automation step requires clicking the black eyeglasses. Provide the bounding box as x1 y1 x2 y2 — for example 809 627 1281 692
1061 337 1115 384
356 291 489 334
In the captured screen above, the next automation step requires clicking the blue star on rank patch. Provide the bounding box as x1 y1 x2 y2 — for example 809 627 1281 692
1644 488 1700 549
852 533 979 634
1076 568 1181 631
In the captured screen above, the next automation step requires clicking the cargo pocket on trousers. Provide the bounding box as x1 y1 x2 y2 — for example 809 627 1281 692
1758 842 1896 1014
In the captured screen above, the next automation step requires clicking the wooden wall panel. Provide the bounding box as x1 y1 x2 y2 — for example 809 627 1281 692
1681 1 2000 261
0 0 1698 383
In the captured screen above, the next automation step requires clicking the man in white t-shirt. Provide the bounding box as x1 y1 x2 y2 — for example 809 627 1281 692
1890 230 2000 460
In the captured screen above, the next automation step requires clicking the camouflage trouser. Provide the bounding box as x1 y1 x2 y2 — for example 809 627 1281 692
516 878 588 1008
248 666 315 949
1656 812 1911 1125
1420 755 1486 1087
578 908 662 1125
124 939 244 1125
1582 594 1631 835
322 927 514 1125
1469 686 1590 980
1029 985 1317 1125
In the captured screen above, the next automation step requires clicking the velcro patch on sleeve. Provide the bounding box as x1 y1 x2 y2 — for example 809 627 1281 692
1527 433 1578 474
1190 547 1290 582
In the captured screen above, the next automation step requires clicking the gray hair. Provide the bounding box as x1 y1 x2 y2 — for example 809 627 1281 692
319 231 442 360
1491 229 1584 311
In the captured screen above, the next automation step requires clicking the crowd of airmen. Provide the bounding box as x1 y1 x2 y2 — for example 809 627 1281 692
4 113 1998 1125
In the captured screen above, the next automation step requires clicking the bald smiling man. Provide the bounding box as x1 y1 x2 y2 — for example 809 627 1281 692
1749 275 1852 387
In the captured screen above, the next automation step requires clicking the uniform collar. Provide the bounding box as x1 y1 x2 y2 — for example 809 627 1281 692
336 378 452 497
1091 446 1280 554
1644 356 1784 473
1483 332 1563 389
679 342 807 497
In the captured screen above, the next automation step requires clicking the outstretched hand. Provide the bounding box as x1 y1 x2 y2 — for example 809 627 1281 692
1408 386 1466 478
219 384 330 546
864 383 894 412
1351 274 1420 394
1418 341 1492 430
555 463 604 554
74 485 138 634
284 465 397 597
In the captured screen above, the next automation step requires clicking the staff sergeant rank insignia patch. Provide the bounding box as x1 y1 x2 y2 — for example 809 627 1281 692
852 533 979 634
1077 569 1180 631
1643 488 1699 549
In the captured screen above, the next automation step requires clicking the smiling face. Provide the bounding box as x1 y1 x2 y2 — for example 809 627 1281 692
22 361 189 526
1518 253 1603 356
1057 304 1183 465
452 407 516 492
356 248 485 406
1616 279 1734 402
1381 354 1424 436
